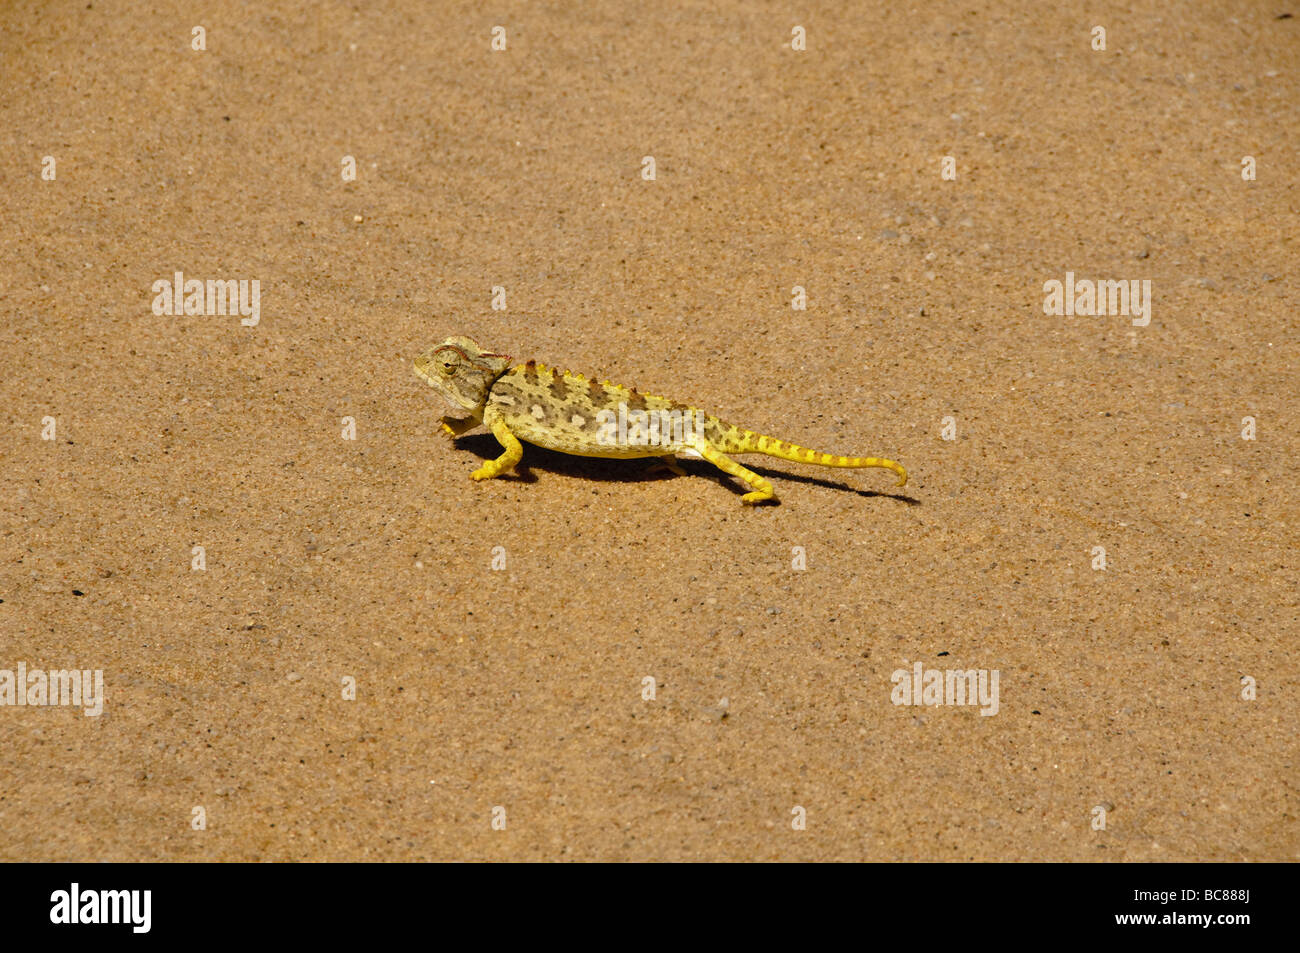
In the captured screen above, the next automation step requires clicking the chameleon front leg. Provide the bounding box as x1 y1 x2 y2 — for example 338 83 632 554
440 414 480 438
695 441 776 504
470 413 523 481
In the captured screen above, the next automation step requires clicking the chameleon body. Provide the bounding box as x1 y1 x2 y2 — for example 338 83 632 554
414 336 907 504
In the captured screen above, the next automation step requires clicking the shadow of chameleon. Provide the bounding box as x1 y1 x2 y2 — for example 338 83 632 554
447 434 919 505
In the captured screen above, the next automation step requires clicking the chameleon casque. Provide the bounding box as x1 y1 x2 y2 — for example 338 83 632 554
414 336 907 504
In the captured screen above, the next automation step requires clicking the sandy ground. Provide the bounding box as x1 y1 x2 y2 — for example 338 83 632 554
0 1 1296 861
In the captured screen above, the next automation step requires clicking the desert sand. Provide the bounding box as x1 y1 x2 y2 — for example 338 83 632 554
0 1 1295 860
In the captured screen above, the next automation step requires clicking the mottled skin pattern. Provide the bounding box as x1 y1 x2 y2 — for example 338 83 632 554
414 336 907 504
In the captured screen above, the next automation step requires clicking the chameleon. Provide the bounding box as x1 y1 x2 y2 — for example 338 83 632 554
413 335 907 504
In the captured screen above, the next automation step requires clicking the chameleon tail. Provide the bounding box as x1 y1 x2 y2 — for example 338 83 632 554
728 428 907 487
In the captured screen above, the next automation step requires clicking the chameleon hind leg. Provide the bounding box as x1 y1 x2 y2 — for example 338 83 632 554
471 412 523 481
695 441 776 504
646 455 688 477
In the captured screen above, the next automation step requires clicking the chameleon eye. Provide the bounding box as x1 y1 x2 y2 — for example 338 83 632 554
440 361 456 375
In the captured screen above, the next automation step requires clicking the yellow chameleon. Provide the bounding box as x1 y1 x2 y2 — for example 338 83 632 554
414 336 907 504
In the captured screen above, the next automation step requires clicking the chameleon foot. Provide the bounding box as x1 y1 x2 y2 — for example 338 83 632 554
697 442 776 504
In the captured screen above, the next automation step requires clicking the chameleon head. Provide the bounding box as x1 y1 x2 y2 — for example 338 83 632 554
413 336 513 413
